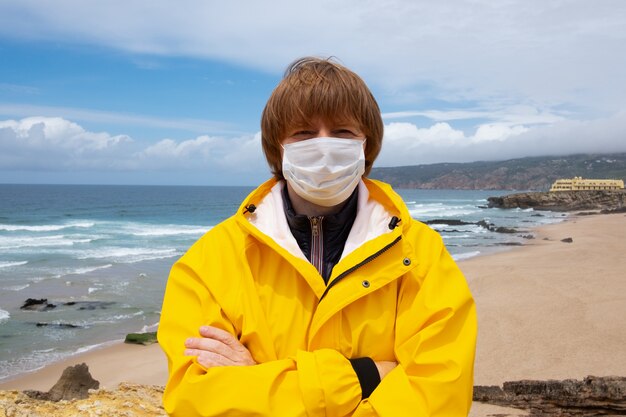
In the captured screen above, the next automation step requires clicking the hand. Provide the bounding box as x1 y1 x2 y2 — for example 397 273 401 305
374 361 397 380
184 326 256 369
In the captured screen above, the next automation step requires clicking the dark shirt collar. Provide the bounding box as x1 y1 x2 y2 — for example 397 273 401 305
281 182 359 230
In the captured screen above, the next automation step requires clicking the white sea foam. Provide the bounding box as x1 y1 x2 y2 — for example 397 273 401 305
88 287 99 294
74 340 122 355
0 221 95 232
72 311 145 327
1 284 30 291
0 235 94 249
0 309 9 322
129 224 210 237
70 264 113 275
442 234 472 239
140 322 160 333
452 251 481 261
408 203 480 219
0 261 28 268
76 247 178 263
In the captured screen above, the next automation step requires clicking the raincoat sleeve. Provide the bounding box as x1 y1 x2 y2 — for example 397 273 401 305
353 234 477 417
158 235 363 417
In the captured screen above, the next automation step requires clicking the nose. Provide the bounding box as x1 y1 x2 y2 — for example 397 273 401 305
317 127 331 138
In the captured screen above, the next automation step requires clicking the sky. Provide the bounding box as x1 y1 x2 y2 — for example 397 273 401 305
0 0 625 185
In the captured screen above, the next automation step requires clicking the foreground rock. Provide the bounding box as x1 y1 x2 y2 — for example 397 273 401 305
125 332 158 345
487 190 626 212
1 383 164 417
24 363 99 401
474 376 626 416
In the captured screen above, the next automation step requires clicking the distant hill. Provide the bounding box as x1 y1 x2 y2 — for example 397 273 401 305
369 153 626 191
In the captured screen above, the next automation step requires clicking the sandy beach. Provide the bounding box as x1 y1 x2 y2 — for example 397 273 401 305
1 212 625 416
0 342 167 392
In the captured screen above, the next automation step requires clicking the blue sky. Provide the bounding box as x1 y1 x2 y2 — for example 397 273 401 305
1 1 625 185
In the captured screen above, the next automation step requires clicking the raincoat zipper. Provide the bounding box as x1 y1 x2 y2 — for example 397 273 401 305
319 235 402 301
309 216 324 277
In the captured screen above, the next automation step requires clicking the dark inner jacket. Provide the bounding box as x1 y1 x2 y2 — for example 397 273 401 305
281 183 380 399
282 183 358 282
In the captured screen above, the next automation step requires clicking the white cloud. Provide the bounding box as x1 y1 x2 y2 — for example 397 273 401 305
0 117 269 179
377 110 626 167
382 106 567 128
0 117 132 170
0 0 624 117
0 104 238 134
471 124 528 143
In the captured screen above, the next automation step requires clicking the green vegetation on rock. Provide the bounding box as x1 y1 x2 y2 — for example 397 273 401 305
124 332 158 345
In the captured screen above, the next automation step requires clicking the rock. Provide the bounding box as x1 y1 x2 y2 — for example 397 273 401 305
487 190 626 212
493 226 519 234
601 206 626 214
477 220 522 234
35 322 82 329
424 219 475 226
561 237 574 243
24 363 99 401
124 332 158 346
75 301 115 310
520 234 535 239
20 298 56 311
473 375 626 416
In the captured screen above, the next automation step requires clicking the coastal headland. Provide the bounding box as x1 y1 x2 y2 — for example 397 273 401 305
1 212 625 416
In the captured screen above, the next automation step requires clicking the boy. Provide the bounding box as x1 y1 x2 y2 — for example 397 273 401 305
159 57 477 416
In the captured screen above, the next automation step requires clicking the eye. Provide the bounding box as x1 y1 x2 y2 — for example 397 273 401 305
289 130 316 140
333 129 360 138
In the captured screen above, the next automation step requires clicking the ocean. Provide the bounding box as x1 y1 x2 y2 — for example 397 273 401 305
0 183 565 381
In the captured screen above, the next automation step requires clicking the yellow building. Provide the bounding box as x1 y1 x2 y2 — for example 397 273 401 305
550 176 625 192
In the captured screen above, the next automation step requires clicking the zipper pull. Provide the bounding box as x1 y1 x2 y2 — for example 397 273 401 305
310 217 319 237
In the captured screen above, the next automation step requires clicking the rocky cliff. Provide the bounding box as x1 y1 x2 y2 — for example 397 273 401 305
369 153 626 190
487 190 626 211
474 376 626 416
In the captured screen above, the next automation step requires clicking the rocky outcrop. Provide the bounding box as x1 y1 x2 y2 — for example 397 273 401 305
370 153 626 190
474 376 626 416
425 219 525 235
1 383 164 417
487 190 626 212
124 332 158 345
24 363 99 401
20 299 56 311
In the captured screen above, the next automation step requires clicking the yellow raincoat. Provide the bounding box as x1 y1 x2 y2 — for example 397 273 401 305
158 178 477 416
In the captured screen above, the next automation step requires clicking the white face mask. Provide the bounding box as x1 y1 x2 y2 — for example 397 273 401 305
282 137 366 207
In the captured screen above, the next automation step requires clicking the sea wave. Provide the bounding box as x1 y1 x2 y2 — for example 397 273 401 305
408 203 480 219
70 311 146 327
128 224 210 237
0 221 95 232
70 264 113 275
74 340 122 355
0 309 9 322
76 247 178 263
442 234 472 239
452 251 481 261
0 261 28 268
0 235 94 249
1 284 30 291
